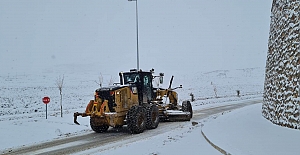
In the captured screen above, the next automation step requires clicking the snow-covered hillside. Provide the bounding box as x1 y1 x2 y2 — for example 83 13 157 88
0 67 264 117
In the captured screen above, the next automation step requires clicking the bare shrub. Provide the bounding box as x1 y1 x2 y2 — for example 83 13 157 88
56 75 64 117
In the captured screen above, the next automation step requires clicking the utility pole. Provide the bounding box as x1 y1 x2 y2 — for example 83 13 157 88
128 0 139 70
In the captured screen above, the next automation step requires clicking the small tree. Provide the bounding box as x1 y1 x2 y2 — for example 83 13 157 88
95 73 103 88
107 75 116 86
56 75 64 117
211 82 218 98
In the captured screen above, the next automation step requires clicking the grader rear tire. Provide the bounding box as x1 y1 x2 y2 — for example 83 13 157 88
127 105 146 134
145 104 159 129
90 117 109 133
182 101 193 120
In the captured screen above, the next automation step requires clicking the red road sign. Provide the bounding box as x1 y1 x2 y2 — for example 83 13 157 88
43 96 50 104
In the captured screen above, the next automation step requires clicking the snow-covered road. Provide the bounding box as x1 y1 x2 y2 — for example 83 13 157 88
1 98 260 155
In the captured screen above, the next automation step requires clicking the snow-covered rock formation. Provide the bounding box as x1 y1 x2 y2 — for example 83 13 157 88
262 0 300 129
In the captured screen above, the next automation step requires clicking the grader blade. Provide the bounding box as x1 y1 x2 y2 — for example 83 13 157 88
165 110 191 121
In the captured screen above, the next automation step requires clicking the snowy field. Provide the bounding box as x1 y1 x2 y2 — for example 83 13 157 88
0 66 265 118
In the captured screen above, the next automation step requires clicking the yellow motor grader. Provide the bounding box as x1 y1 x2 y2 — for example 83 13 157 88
74 69 193 134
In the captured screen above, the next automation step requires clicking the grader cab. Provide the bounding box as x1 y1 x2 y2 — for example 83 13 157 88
74 69 193 134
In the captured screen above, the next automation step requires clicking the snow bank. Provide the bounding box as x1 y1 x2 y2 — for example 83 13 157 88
203 103 300 155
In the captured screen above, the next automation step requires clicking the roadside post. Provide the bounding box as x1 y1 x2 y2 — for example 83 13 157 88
43 96 50 119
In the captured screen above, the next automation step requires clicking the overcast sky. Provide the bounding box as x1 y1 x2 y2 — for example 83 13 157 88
0 0 272 75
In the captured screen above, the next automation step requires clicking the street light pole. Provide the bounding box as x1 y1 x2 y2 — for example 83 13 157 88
129 0 139 70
